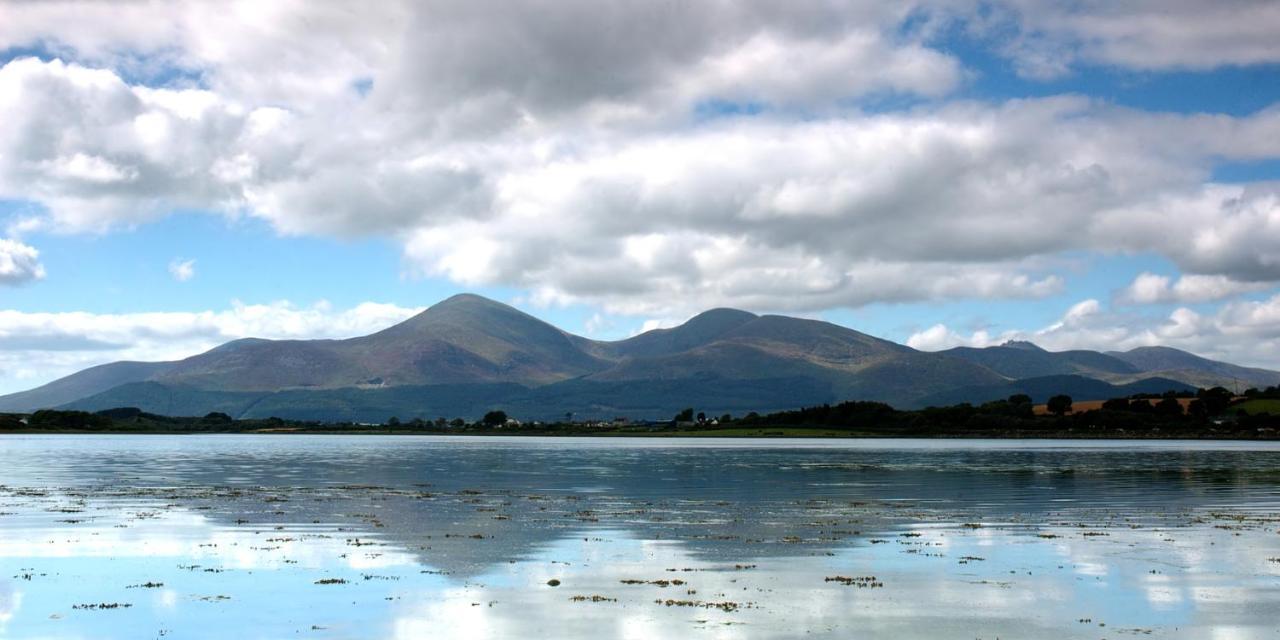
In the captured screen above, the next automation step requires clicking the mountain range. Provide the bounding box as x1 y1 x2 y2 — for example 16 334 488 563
2 293 1276 422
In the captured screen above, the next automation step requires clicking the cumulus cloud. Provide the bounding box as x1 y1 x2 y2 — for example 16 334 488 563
957 0 1280 78
907 324 998 351
0 301 423 394
909 294 1280 370
0 2 1279 320
168 258 196 282
0 57 261 231
0 238 46 285
1118 272 1271 305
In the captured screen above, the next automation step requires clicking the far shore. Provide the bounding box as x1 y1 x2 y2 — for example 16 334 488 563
3 426 1278 440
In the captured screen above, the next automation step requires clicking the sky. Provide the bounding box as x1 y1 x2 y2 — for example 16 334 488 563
1 1 1280 394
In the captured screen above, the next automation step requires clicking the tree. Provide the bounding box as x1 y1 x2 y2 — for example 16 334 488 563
1006 394 1035 418
1101 398 1130 412
1155 396 1184 416
1046 395 1073 416
203 411 233 423
1198 387 1234 415
1187 399 1207 417
482 410 508 427
449 418 465 428
720 414 732 423
696 411 707 423
674 408 694 422
387 416 401 428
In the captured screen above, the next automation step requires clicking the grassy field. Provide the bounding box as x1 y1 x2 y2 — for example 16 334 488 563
1032 398 1199 415
1234 399 1280 415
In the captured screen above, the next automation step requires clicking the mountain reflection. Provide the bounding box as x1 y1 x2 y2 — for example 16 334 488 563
2 436 1279 639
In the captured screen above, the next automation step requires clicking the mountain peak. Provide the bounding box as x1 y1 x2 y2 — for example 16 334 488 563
685 307 758 327
1001 340 1045 351
1124 346 1185 355
608 307 758 358
431 292 504 310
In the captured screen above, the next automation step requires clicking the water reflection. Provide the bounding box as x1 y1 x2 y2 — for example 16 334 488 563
1 436 1279 638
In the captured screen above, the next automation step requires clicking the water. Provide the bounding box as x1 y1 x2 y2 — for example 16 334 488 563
1 435 1278 638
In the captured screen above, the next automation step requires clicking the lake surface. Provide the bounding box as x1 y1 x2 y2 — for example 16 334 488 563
2 435 1279 639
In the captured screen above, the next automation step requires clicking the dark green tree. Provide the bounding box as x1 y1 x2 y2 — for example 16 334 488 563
1046 394 1073 416
674 408 694 422
1198 387 1234 414
1187 399 1207 417
1006 394 1035 418
482 410 508 427
1101 398 1130 412
1155 396 1184 416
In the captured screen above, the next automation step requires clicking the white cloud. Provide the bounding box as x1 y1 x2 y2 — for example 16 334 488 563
0 238 46 285
907 323 999 351
909 293 1280 370
0 57 257 231
168 258 196 282
1118 272 1271 305
956 1 1280 78
4 52 1279 316
0 4 1278 320
0 301 423 394
581 312 613 337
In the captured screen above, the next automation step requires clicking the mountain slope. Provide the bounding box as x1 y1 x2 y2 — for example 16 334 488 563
151 294 613 391
1108 346 1280 390
4 293 1278 418
0 361 176 412
942 341 1140 380
589 313 1002 407
65 376 838 423
600 308 758 358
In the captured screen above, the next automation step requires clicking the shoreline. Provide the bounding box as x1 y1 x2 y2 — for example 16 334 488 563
3 427 1278 440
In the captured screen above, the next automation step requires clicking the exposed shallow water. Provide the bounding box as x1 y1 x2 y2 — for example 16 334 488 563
1 435 1279 638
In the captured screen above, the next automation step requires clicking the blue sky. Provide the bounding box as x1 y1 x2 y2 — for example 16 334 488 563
1 1 1279 393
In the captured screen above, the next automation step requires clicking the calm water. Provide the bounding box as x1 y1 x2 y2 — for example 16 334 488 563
1 435 1279 639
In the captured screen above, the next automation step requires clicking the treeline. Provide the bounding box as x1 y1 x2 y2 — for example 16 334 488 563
2 385 1278 438
709 386 1277 437
2 407 282 433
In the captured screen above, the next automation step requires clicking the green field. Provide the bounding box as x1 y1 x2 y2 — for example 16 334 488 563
1234 399 1280 415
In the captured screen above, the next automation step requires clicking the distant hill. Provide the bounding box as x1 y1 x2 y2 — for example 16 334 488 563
152 294 612 391
65 375 839 423
1107 346 1280 390
942 341 1140 379
945 341 1280 391
3 293 1275 420
0 361 175 412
